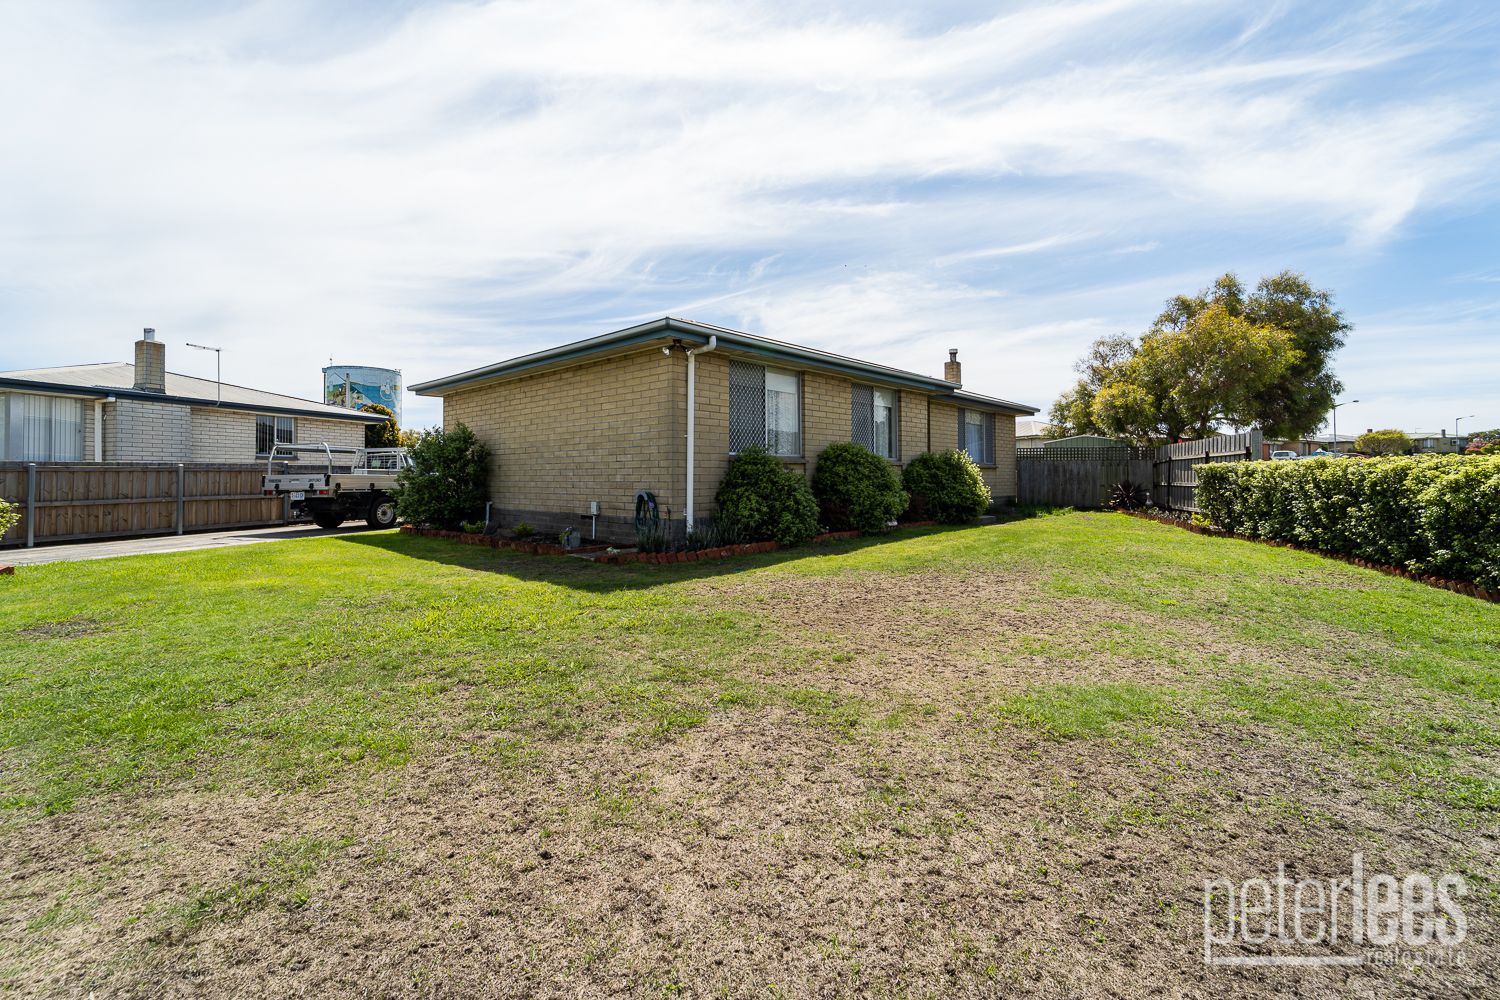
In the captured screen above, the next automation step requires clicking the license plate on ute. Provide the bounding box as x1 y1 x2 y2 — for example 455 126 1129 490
289 491 305 500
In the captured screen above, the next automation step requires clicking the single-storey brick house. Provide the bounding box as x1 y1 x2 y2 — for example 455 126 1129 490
411 317 1038 540
0 330 382 464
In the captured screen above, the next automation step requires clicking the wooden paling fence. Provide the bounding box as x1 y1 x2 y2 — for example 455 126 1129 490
0 462 286 548
1151 431 1262 513
1016 447 1154 509
1017 431 1263 511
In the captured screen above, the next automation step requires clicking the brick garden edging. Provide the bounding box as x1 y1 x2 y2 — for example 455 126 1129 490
399 523 936 565
1122 510 1500 604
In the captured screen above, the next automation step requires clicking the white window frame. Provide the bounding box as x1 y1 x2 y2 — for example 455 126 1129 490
763 367 801 458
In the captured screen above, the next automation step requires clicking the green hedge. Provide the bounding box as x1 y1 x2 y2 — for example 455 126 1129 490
1195 455 1500 589
810 442 908 533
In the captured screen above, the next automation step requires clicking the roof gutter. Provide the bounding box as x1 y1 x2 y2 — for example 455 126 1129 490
0 377 386 422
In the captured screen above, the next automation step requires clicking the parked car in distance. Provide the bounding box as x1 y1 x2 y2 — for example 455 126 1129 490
1270 450 1299 460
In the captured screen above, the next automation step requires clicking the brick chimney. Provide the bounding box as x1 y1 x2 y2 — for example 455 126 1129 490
134 328 166 393
943 348 962 384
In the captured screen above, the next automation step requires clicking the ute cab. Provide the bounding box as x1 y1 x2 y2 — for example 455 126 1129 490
262 443 409 529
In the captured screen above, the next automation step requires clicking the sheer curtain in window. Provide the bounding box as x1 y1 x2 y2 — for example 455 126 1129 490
13 395 82 461
765 370 800 456
873 388 895 459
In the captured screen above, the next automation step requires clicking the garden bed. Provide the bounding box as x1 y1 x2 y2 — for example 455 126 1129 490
398 526 612 556
398 524 937 564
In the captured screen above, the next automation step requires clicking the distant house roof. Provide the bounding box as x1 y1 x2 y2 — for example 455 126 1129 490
1016 419 1053 438
0 362 383 423
410 316 1039 415
1273 432 1358 444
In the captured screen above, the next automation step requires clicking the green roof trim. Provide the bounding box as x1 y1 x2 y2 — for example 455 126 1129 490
409 316 1038 414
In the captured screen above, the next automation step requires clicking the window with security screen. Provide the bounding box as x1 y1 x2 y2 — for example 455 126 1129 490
851 384 897 459
729 360 800 457
961 408 993 465
256 415 296 456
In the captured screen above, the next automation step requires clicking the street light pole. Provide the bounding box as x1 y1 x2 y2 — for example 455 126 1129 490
186 343 222 403
1455 415 1474 450
1330 398 1359 454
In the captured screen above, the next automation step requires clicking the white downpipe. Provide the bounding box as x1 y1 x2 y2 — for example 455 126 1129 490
684 335 718 531
93 398 108 462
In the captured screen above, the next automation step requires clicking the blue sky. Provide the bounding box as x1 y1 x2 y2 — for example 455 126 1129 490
1 0 1497 435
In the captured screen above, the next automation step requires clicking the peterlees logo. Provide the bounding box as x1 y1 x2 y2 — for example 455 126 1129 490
1203 854 1467 968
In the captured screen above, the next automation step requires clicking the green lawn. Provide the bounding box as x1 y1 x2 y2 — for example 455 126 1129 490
3 513 1498 997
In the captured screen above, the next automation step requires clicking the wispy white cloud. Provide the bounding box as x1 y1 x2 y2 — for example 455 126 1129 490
0 0 1495 430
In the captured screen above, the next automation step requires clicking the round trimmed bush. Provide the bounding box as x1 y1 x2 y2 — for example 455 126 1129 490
714 446 819 545
901 449 991 524
811 442 908 533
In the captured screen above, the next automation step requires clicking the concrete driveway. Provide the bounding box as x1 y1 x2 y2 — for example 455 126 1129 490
2 523 381 567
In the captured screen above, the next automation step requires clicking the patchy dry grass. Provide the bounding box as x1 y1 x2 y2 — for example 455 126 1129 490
2 513 1498 997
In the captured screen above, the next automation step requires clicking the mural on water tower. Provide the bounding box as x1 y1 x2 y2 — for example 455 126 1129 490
323 365 402 422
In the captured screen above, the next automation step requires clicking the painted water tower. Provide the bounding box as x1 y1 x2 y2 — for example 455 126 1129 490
322 365 403 422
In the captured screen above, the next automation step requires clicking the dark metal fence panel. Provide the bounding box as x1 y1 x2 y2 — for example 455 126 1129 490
1151 431 1262 512
1016 447 1154 508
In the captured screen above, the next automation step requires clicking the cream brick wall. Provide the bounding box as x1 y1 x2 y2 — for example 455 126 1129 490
190 408 258 462
297 416 367 452
929 400 959 452
443 348 685 532
991 414 1018 498
109 398 191 462
692 352 730 516
899 390 927 463
189 408 365 462
801 370 851 473
79 400 97 460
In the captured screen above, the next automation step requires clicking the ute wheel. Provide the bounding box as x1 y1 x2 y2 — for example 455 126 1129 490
311 508 345 530
367 496 398 529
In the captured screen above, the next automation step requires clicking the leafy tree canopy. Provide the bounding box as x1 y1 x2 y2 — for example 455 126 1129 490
1049 271 1348 443
1354 429 1412 456
361 403 401 449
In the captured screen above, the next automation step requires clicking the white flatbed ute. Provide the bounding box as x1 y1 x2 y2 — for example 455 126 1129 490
262 443 409 529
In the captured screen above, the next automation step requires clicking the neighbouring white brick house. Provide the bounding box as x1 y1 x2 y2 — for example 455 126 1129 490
0 330 382 463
